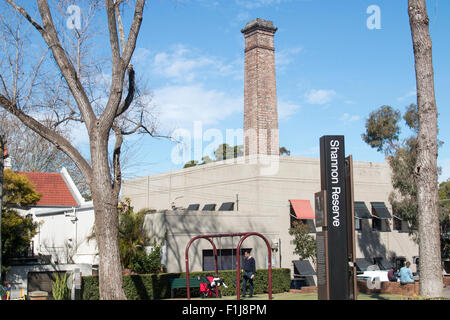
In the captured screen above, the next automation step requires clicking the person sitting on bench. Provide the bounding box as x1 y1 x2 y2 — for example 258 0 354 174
399 261 414 284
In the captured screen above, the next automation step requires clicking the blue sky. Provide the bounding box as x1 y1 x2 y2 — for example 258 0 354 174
9 0 448 181
118 0 449 181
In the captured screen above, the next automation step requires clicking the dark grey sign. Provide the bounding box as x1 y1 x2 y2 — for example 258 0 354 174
319 135 350 300
314 191 326 228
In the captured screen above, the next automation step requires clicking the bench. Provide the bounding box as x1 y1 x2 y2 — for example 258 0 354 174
169 278 202 298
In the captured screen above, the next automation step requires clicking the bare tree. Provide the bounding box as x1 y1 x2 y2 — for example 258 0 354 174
408 0 442 298
0 113 90 196
0 0 150 299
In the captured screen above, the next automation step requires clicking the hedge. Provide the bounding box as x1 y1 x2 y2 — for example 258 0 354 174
81 268 291 300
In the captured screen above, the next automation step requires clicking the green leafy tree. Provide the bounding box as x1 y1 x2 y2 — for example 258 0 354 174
408 0 441 297
363 105 419 236
88 198 163 274
362 105 447 247
1 169 41 277
439 180 450 263
214 144 243 161
130 239 164 274
199 156 213 165
279 146 291 156
183 144 244 168
288 221 316 263
183 160 198 169
117 198 149 270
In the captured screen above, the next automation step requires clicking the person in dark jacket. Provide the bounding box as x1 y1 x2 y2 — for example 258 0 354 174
241 251 256 298
387 267 398 282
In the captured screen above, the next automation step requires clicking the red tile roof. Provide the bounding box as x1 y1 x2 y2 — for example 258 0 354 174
19 172 78 207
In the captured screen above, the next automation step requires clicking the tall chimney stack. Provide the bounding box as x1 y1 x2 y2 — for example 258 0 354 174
241 18 279 156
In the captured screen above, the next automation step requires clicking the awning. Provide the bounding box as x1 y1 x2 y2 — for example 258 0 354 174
371 202 392 219
218 202 234 211
355 258 373 272
374 257 393 270
187 204 200 211
202 204 216 211
293 260 316 276
289 200 315 220
354 201 371 219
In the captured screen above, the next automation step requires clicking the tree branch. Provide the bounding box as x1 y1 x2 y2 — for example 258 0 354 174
116 66 135 117
6 0 98 129
100 0 145 132
0 94 92 185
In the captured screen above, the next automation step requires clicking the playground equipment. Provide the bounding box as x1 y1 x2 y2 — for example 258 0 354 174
185 232 272 300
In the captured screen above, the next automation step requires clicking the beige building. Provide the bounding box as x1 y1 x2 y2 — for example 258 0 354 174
122 18 418 280
123 154 419 276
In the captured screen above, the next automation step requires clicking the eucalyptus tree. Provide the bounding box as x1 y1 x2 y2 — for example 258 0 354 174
408 0 441 298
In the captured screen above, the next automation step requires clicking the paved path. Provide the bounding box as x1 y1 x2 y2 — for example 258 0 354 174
442 286 450 299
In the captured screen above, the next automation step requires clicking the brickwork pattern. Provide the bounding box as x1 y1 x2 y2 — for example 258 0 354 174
242 19 279 156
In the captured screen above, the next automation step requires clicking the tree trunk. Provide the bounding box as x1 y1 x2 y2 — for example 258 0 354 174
408 0 442 298
90 130 126 300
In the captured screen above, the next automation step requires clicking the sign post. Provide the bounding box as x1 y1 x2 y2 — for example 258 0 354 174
345 155 357 300
316 135 351 300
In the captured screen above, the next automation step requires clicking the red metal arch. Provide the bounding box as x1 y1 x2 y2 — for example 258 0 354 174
185 232 272 300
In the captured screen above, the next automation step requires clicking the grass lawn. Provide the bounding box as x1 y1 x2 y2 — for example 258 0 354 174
187 291 407 300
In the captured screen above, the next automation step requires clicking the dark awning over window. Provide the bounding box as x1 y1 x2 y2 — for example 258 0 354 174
218 202 234 211
355 258 373 272
293 260 316 276
354 201 371 219
374 257 393 270
202 204 216 211
371 202 392 219
187 204 200 211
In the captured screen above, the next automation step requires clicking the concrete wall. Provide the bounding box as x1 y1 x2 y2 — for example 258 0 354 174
5 264 92 299
144 210 280 273
30 203 98 265
123 155 419 275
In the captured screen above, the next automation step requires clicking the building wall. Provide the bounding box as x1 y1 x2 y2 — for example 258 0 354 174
31 204 98 266
145 210 279 273
6 264 92 299
123 155 419 275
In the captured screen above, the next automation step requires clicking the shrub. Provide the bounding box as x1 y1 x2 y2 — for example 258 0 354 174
81 268 291 300
52 273 71 300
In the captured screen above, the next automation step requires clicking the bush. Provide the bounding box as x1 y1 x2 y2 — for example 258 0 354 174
81 268 291 300
131 245 163 274
52 273 71 300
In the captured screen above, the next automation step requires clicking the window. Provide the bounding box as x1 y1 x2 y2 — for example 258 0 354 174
355 218 361 231
394 257 406 271
372 217 391 232
393 216 402 230
393 216 409 232
202 248 251 271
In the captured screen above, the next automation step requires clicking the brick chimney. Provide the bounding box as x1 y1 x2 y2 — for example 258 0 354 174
241 18 279 156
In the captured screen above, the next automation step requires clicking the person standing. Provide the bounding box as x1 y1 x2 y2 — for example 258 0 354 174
1 281 11 300
241 251 256 298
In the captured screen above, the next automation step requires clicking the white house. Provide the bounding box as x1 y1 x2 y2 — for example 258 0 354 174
18 168 98 265
5 168 96 298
